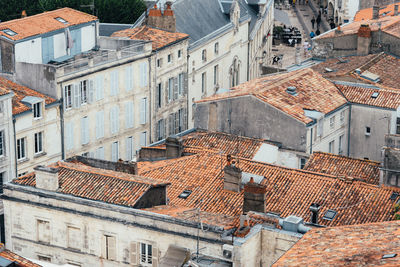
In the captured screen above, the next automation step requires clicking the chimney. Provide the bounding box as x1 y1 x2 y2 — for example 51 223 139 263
380 146 400 187
21 10 27 18
310 203 321 224
34 165 59 191
243 177 267 214
373 5 380 19
395 5 399 16
357 24 372 56
223 156 242 192
165 136 182 159
146 2 176 32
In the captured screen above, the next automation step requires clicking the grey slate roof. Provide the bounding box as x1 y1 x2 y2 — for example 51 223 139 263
99 23 133 37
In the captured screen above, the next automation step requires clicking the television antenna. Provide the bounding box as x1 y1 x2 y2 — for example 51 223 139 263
81 0 95 15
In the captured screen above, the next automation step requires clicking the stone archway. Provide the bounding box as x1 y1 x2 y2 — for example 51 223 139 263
328 2 334 21
322 0 328 8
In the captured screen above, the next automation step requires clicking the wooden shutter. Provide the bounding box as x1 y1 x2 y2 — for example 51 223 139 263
88 79 94 103
115 106 120 133
165 81 169 103
183 72 188 95
73 84 80 108
155 84 159 111
115 70 119 95
126 137 133 161
63 86 67 110
143 62 148 86
152 246 158 267
156 121 160 141
183 108 187 131
96 74 104 101
108 236 116 261
173 77 178 100
81 117 86 145
140 132 146 147
130 242 139 265
125 102 134 129
140 98 147 124
174 112 179 134
96 111 104 139
101 235 107 258
168 114 174 135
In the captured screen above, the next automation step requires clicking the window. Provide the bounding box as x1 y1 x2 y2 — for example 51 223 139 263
340 110 345 125
37 219 50 243
110 106 120 134
33 102 42 119
55 17 68 24
96 111 104 139
37 255 51 262
397 118 400 134
300 158 307 169
140 98 147 124
329 140 335 153
125 66 133 91
365 126 371 136
95 75 104 101
64 85 73 109
0 131 4 157
140 132 147 148
339 134 344 155
125 101 134 129
317 120 323 137
0 172 4 194
2 29 17 36
66 122 74 151
81 152 89 157
140 62 148 87
178 73 184 95
81 116 89 144
96 147 104 160
157 119 164 141
178 109 184 132
0 101 4 113
178 49 182 59
201 72 206 94
140 243 152 264
110 70 119 96
80 80 88 104
34 132 43 154
111 142 119 162
126 137 134 161
168 54 172 63
67 226 81 250
168 78 173 102
157 59 161 68
214 42 219 55
16 138 26 160
103 235 116 261
214 65 219 86
329 116 335 129
157 83 162 108
202 49 207 62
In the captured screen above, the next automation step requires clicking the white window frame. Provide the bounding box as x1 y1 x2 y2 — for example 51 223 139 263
168 78 173 102
126 136 134 161
328 140 335 153
140 243 152 265
214 65 219 86
339 134 344 155
80 80 88 104
214 42 219 55
178 49 182 59
33 102 42 119
340 110 345 125
111 141 119 162
202 49 207 62
178 73 184 96
201 72 206 94
34 132 43 154
167 54 172 63
17 137 26 160
64 85 73 109
0 130 5 157
329 116 335 129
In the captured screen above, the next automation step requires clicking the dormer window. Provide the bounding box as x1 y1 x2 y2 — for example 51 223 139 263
55 17 68 24
2 29 17 36
202 49 207 62
33 102 42 119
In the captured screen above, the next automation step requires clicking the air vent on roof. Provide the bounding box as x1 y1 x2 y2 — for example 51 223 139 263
286 86 298 96
178 190 192 199
324 68 334 73
336 57 349 64
382 253 397 259
2 29 17 36
390 192 399 200
371 92 379 98
322 209 337 221
55 17 68 24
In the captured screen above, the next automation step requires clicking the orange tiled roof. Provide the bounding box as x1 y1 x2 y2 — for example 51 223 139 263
0 8 97 41
337 84 400 109
13 161 169 208
0 77 57 115
111 25 188 50
304 152 380 185
197 68 347 124
138 152 400 227
274 220 400 266
354 2 400 21
0 243 41 267
316 15 400 39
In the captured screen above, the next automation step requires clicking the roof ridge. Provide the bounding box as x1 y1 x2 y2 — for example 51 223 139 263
312 151 381 165
139 153 201 174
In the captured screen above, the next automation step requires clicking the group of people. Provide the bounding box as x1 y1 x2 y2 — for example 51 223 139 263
309 12 322 38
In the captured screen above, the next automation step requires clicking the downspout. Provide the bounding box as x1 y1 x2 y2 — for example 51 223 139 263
347 105 351 157
148 56 152 144
310 127 313 154
247 40 250 81
60 83 65 160
186 48 190 131
12 117 17 177
153 49 158 142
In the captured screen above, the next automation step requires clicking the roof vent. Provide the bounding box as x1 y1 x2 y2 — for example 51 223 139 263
324 68 334 73
286 86 298 96
390 192 399 200
2 29 17 36
322 209 337 221
55 17 69 24
382 253 397 259
371 92 379 98
178 190 192 199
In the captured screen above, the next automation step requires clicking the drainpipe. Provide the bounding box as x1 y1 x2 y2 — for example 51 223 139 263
12 117 17 177
186 47 190 131
247 41 250 81
153 50 158 143
60 84 65 160
310 127 313 154
347 105 351 157
148 56 152 145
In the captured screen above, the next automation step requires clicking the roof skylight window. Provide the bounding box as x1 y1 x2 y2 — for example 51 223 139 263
2 29 17 36
390 192 399 200
371 92 379 98
178 190 192 199
322 209 337 221
55 17 68 24
382 253 397 259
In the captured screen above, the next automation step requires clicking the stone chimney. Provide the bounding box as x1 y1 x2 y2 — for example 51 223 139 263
395 5 399 16
146 2 176 32
310 203 321 224
34 166 59 191
373 5 380 19
380 147 400 187
223 156 242 192
165 136 182 159
243 177 267 214
21 10 27 18
357 24 372 56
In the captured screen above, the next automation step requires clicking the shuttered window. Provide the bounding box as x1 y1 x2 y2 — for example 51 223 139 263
140 98 147 124
95 74 104 101
125 66 134 91
111 141 119 162
65 122 74 150
103 235 116 261
64 85 73 109
80 116 89 145
110 70 119 96
96 147 105 160
73 83 80 108
140 62 148 87
37 219 50 243
140 132 147 148
168 78 173 102
126 136 133 161
178 73 184 95
125 101 134 129
110 106 120 134
96 111 104 139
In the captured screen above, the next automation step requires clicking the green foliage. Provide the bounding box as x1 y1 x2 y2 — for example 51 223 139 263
0 0 146 24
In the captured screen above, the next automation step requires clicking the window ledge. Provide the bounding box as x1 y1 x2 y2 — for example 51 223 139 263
34 151 47 158
17 158 29 163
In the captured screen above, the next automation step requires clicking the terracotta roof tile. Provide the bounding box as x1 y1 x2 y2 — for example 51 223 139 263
139 152 400 227
0 77 57 115
111 25 188 50
0 243 41 267
354 3 400 21
304 152 380 185
13 161 169 208
197 68 347 124
274 220 400 266
337 84 400 109
0 8 97 41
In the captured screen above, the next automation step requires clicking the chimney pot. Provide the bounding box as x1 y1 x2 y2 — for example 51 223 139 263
21 10 27 18
395 5 399 16
310 203 320 224
373 5 380 19
243 180 267 214
223 163 242 192
165 136 182 159
34 165 59 191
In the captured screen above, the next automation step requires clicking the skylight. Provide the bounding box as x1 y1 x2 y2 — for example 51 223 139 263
55 17 68 24
322 209 337 221
371 92 379 98
390 192 399 200
178 190 192 199
2 29 17 36
382 253 397 259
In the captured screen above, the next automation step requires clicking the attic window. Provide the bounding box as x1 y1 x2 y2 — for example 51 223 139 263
2 29 17 36
371 92 379 98
55 17 68 24
382 254 397 259
178 190 192 199
322 209 337 221
390 192 399 200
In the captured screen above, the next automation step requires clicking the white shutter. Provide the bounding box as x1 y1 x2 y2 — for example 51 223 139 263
143 62 148 86
65 122 74 150
140 132 147 148
96 147 104 160
96 111 104 139
110 71 116 96
96 75 104 101
115 106 119 133
111 142 119 162
73 84 80 108
88 79 94 103
173 77 178 100
63 86 67 110
108 236 116 261
81 117 89 145
110 107 115 134
115 70 119 95
130 242 139 265
140 98 147 124
125 101 134 129
152 246 158 267
125 66 133 91
126 137 133 161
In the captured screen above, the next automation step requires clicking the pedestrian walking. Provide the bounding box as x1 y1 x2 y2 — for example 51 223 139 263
316 15 321 29
303 41 309 56
311 16 315 29
310 31 315 38
330 20 336 29
316 28 321 36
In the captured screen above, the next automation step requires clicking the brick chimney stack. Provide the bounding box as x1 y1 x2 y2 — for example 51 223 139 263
394 5 399 16
243 177 267 214
34 165 59 191
223 156 242 192
373 5 380 19
146 2 176 32
357 24 372 56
